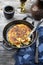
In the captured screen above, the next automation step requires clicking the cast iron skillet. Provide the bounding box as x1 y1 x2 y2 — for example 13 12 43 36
3 15 37 50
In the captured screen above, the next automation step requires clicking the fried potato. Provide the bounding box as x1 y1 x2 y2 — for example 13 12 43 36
8 24 31 48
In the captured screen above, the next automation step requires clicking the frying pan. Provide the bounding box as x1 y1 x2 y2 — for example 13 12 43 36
2 15 37 50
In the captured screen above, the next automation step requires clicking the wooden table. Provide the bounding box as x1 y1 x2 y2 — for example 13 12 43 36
0 0 43 65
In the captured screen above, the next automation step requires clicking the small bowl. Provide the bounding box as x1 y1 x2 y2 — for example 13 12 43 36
4 6 14 19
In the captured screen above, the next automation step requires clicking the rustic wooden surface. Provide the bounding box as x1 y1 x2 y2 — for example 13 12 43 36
0 0 43 65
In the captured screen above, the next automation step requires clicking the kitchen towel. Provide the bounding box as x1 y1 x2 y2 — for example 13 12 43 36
14 26 43 65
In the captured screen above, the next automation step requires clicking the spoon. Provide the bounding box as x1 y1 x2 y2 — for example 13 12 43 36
28 19 43 38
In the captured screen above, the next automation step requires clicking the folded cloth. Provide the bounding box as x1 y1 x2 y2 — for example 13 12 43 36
14 27 43 65
38 27 43 37
38 27 43 43
14 43 36 65
38 27 43 63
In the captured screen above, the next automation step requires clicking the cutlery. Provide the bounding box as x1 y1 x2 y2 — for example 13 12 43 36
28 19 43 38
35 31 39 63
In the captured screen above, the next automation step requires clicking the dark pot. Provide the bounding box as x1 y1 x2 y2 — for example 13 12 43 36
4 6 14 19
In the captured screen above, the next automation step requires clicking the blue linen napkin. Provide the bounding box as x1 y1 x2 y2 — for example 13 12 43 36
14 27 43 65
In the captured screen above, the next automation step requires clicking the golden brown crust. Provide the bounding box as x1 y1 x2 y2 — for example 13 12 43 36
8 24 31 48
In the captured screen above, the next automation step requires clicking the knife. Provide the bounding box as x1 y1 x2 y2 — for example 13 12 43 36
35 31 39 63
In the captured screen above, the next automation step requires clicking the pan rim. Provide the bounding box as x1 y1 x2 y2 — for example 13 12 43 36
3 20 36 48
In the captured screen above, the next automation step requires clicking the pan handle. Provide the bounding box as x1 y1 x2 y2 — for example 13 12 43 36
23 15 34 25
2 40 13 50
